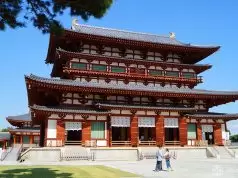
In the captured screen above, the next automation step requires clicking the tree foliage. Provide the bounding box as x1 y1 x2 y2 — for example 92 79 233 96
0 0 113 33
0 128 10 132
230 134 238 142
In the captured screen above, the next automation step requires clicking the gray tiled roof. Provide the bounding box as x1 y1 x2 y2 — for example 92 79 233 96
26 74 238 96
7 113 31 122
0 132 10 140
31 105 110 114
186 112 238 118
96 103 197 111
71 24 218 48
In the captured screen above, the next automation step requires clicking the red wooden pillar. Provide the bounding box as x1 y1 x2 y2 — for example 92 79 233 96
82 121 91 146
29 135 33 144
20 136 23 144
130 115 139 147
179 117 187 146
197 122 202 140
214 123 223 146
107 116 112 147
3 141 6 149
13 135 16 145
57 120 65 146
156 115 164 146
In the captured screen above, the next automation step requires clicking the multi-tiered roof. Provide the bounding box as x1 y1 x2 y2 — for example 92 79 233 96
25 21 238 121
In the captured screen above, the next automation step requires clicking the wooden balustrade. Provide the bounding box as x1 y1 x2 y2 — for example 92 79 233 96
85 140 96 147
194 140 208 147
164 141 180 146
46 139 63 147
111 141 131 146
139 141 156 146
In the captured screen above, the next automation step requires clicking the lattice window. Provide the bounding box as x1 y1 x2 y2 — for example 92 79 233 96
182 72 195 79
201 125 213 133
138 117 155 127
149 70 163 76
92 64 107 72
164 118 179 128
111 117 131 127
165 71 179 77
111 66 126 73
71 63 87 70
65 122 82 131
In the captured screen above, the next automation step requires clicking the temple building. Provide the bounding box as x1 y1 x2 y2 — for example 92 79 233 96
19 20 238 147
6 114 40 146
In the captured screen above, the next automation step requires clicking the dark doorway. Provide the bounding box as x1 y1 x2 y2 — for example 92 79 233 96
139 128 155 141
205 132 214 145
165 128 179 141
66 130 82 141
112 127 129 141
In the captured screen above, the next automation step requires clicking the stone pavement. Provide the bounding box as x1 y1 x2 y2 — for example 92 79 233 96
1 158 238 178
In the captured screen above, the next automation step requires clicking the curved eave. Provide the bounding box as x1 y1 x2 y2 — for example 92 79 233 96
30 105 110 116
6 119 31 127
46 29 220 64
186 113 238 120
25 75 238 103
9 129 40 135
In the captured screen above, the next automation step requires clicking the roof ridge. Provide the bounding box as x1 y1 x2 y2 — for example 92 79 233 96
78 24 173 39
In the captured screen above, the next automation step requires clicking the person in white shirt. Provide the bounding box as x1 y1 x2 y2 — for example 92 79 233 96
153 145 163 171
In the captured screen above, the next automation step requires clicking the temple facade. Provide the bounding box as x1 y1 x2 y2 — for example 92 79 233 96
23 21 238 147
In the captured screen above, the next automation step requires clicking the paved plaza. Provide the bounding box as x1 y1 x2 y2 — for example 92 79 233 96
1 158 238 178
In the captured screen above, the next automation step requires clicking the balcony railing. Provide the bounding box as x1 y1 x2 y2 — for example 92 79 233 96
65 68 203 84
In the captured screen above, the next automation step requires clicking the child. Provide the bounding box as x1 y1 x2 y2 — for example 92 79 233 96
164 148 173 171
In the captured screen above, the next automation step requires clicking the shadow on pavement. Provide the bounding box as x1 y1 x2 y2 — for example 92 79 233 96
0 168 72 178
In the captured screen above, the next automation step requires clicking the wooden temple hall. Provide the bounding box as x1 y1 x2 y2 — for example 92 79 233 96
8 20 238 147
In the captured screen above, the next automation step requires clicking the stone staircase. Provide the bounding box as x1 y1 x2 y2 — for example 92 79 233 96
4 144 22 161
213 146 234 159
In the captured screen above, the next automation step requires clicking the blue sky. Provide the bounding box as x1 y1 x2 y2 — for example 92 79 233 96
1 0 238 134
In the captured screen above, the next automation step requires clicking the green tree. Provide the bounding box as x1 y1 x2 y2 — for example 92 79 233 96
0 0 113 34
1 128 9 132
230 134 238 142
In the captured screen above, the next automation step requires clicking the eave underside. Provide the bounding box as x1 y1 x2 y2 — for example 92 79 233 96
30 105 110 115
95 103 197 112
25 75 238 107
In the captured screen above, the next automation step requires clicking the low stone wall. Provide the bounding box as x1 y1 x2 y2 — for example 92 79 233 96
90 147 139 161
21 148 61 162
140 147 210 160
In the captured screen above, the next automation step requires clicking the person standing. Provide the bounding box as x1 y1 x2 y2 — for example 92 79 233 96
164 148 173 171
154 145 163 171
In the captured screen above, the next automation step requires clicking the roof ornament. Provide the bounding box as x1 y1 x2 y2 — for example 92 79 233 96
71 18 79 31
169 32 176 39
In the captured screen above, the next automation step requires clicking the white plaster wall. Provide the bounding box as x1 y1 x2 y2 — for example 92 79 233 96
47 120 57 139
